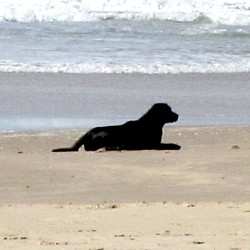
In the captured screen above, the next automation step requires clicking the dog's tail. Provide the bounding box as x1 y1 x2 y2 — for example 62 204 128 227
52 133 88 152
52 147 78 152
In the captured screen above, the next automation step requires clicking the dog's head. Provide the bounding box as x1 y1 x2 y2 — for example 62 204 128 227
145 103 179 124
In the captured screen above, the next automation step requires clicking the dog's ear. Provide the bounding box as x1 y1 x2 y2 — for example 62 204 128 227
150 103 172 117
139 103 176 124
151 103 171 112
150 103 178 124
141 103 170 121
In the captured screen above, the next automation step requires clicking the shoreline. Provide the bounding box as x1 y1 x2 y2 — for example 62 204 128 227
0 123 249 135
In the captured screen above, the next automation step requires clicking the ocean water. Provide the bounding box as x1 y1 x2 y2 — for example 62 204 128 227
0 0 250 132
0 0 250 74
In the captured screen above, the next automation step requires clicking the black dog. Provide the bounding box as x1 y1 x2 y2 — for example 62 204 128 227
52 103 180 152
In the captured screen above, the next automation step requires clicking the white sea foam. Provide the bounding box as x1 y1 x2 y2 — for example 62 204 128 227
0 61 249 74
0 0 249 25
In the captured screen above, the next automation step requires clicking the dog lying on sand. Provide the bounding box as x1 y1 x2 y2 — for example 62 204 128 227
52 103 180 152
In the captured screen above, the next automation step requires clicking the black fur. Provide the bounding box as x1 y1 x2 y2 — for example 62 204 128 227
52 103 180 152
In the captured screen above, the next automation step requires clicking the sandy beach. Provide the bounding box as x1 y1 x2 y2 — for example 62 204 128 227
0 125 250 249
0 72 249 249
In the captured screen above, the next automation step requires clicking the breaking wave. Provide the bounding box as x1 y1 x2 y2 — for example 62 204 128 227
1 61 249 74
0 0 249 25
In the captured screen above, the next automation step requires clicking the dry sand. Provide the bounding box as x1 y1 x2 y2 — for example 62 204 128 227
0 126 250 249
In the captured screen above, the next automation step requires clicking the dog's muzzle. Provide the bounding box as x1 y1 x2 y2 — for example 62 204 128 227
172 112 179 122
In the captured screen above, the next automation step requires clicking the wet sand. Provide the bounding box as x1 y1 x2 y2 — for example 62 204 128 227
0 72 249 131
